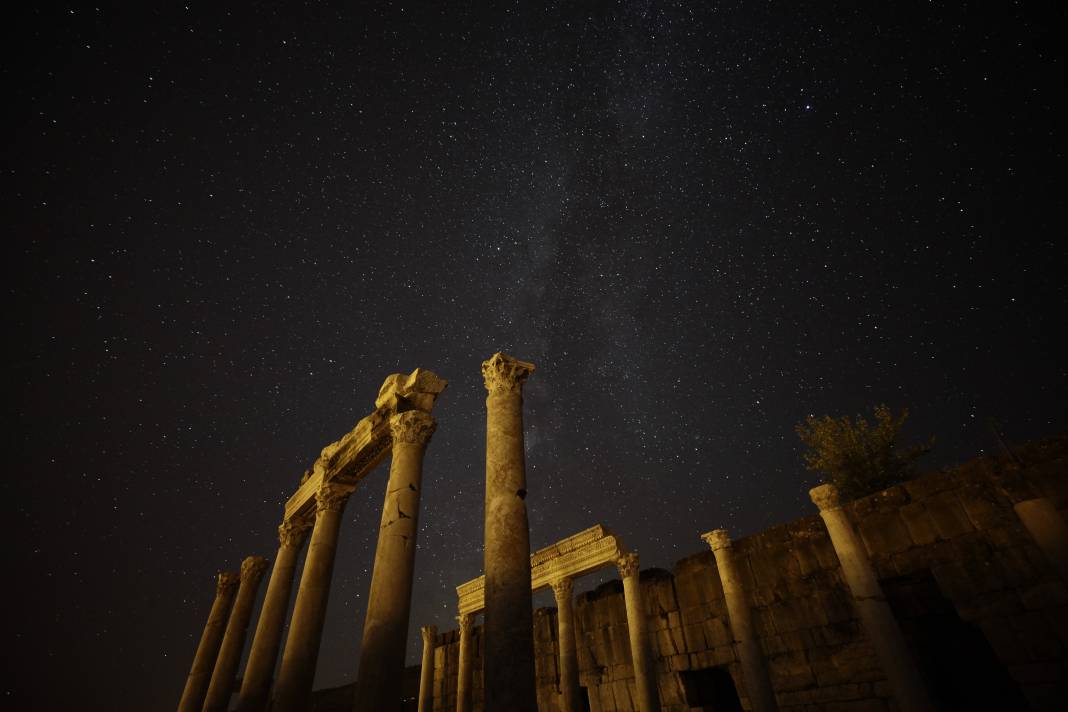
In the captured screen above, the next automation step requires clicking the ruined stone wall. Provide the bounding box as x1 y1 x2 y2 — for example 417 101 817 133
428 438 1068 711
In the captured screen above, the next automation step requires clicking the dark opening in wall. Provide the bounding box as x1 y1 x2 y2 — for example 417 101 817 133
678 665 744 712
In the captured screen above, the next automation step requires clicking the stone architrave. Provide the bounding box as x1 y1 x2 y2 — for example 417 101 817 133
416 625 437 712
236 518 313 712
353 410 439 711
455 613 474 712
701 529 778 712
617 553 661 712
202 556 270 712
551 577 581 712
272 481 356 712
810 484 935 712
176 572 239 712
1014 497 1068 583
481 352 537 712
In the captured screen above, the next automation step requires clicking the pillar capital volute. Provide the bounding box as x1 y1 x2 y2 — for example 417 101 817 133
316 481 355 514
390 410 437 445
550 577 574 600
217 571 240 595
481 352 535 396
240 556 270 582
420 625 438 645
616 552 640 579
809 483 841 512
278 517 313 548
456 612 474 633
701 529 731 551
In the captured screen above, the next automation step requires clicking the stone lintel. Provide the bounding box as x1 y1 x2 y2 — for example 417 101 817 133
457 524 625 615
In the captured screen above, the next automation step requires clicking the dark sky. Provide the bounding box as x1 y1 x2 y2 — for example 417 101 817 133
8 2 1064 710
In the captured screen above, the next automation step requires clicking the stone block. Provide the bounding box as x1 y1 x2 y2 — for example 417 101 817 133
903 471 956 500
898 502 939 546
856 510 914 557
1012 610 1066 660
1020 582 1068 610
925 491 975 539
958 483 1012 530
825 699 887 712
979 616 1029 666
768 649 816 691
702 615 733 649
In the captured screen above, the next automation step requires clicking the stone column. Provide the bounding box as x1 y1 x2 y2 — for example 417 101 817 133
353 411 438 711
617 553 661 712
416 625 437 712
272 481 356 712
177 572 239 712
235 518 313 712
481 352 537 712
1014 497 1068 583
551 577 581 712
203 556 270 712
810 484 935 712
455 613 474 712
701 530 778 712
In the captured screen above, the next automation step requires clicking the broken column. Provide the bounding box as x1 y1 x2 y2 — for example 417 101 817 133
416 625 437 712
236 518 313 712
176 572 239 712
272 481 356 712
701 529 778 712
551 577 581 712
455 613 474 712
202 556 269 712
617 552 661 712
481 351 537 712
1014 498 1068 583
353 410 438 711
810 484 935 712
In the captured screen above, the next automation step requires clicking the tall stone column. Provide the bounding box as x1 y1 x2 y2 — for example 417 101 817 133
416 625 437 712
455 613 474 712
810 484 935 712
1014 497 1068 583
353 410 438 711
235 518 313 712
481 352 537 712
177 572 239 712
701 530 778 712
551 577 581 712
203 556 270 712
272 481 356 712
617 553 661 712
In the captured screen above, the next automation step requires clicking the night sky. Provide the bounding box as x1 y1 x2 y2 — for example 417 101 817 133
9 3 1064 710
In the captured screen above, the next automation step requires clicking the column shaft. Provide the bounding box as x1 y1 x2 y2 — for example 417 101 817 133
1014 497 1068 583
416 625 437 712
203 557 269 712
455 614 474 712
552 578 581 712
353 411 437 711
810 484 935 712
236 520 311 712
176 573 239 712
702 530 778 712
481 353 537 712
618 554 661 712
272 483 353 712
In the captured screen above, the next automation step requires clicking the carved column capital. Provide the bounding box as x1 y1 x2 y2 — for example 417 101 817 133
421 625 438 645
316 481 355 514
481 352 535 396
616 552 640 579
456 612 474 634
240 556 270 582
809 483 841 512
550 577 574 601
278 518 313 549
390 410 437 445
701 529 731 551
217 571 240 595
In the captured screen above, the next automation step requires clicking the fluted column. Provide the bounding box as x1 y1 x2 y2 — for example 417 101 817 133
236 518 313 712
272 481 356 712
455 613 474 712
203 556 270 712
1014 497 1068 583
416 625 437 712
177 572 239 712
701 530 778 712
481 352 537 712
617 553 661 712
353 410 438 711
551 577 581 712
810 484 935 712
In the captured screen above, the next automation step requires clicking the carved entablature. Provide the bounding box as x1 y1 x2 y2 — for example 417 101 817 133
316 482 355 514
481 352 535 396
701 529 731 552
278 517 313 549
809 483 841 512
390 410 437 446
616 552 640 579
216 572 240 595
456 524 626 615
240 556 269 581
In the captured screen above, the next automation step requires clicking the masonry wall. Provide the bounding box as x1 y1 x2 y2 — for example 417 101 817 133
427 436 1068 712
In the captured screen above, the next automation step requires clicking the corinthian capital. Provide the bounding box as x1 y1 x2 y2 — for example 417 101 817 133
616 552 640 579
550 577 574 601
701 529 731 552
240 556 269 581
809 483 841 512
482 352 535 396
421 625 438 645
316 481 355 514
390 410 437 445
216 571 240 595
456 613 474 633
278 517 313 549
